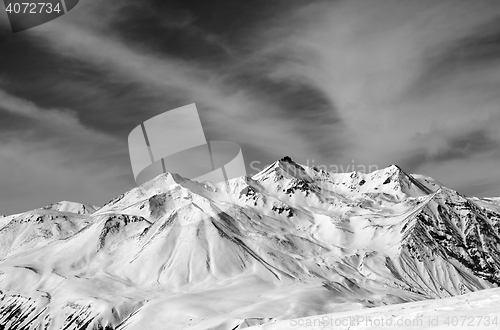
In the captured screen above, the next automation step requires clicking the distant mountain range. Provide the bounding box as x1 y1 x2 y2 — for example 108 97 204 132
0 157 499 329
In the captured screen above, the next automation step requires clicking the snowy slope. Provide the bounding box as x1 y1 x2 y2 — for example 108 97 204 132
0 157 499 329
245 286 500 330
41 201 99 215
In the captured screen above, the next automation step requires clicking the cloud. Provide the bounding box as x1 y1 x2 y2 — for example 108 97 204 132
0 89 131 214
25 0 337 167
0 89 125 161
1 0 333 214
2 0 500 216
0 89 87 128
0 139 131 215
250 0 500 195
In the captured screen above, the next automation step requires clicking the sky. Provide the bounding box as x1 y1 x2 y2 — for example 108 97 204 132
1 0 500 214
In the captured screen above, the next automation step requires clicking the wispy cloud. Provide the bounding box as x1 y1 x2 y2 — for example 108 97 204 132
29 1 332 164
1 0 329 213
2 0 500 215
0 89 130 213
250 0 500 196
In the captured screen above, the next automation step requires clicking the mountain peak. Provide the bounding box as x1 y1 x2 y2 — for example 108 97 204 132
280 156 294 163
1 158 500 329
379 164 405 177
141 171 186 189
252 156 311 184
387 164 402 171
40 201 98 215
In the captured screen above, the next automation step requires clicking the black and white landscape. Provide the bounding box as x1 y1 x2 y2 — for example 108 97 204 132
2 1 500 329
0 158 499 329
2 0 500 215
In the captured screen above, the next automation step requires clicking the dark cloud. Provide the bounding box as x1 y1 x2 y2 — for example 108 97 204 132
1 0 500 214
399 129 500 175
410 14 500 97
0 109 39 133
106 0 307 64
433 130 500 161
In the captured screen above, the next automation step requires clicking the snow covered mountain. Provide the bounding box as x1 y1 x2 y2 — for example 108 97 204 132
0 157 499 329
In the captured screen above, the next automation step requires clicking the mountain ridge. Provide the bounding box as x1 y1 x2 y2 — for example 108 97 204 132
0 158 499 329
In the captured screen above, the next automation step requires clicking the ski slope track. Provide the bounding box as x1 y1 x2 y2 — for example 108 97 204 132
0 157 499 329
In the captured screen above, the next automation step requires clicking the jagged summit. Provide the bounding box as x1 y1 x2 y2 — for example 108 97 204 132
41 201 99 215
0 158 499 329
251 158 436 203
129 157 431 200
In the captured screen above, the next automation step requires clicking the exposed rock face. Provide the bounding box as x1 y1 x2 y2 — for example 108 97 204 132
0 159 499 329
